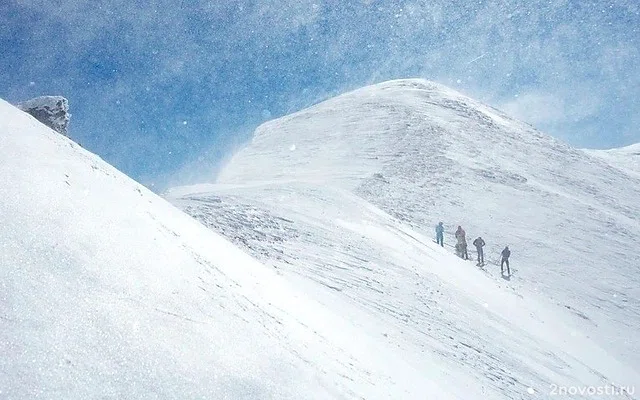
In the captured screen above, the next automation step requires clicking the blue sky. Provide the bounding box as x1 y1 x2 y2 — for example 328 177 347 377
1 0 639 189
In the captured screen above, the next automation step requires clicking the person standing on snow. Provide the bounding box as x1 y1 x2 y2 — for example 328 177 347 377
501 246 511 275
455 226 469 260
435 222 445 247
473 236 485 265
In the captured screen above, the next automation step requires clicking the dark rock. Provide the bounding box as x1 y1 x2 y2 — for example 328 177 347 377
17 96 71 136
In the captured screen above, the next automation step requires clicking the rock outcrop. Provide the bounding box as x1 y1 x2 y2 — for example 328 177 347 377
17 96 70 136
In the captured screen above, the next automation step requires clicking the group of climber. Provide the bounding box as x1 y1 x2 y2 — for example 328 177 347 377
435 222 511 276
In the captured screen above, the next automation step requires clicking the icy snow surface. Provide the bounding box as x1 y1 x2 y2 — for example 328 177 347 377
169 79 640 399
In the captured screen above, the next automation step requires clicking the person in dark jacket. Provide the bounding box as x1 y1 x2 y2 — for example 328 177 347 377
501 246 511 275
435 222 444 247
473 236 485 265
455 226 468 259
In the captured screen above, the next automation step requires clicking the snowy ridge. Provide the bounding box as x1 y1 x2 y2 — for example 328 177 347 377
169 79 640 398
584 143 640 177
0 98 462 399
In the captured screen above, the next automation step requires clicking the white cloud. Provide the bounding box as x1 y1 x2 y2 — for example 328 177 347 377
498 89 602 127
499 92 567 125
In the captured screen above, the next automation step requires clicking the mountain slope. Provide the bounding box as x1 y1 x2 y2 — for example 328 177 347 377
0 98 459 399
218 79 640 363
584 143 640 178
169 79 640 398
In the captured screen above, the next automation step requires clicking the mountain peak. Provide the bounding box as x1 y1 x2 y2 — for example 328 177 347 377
206 79 640 369
169 79 640 396
217 78 553 188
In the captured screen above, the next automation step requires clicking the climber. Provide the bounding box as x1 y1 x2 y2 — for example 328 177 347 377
501 246 511 275
455 226 469 260
473 236 485 265
435 222 444 247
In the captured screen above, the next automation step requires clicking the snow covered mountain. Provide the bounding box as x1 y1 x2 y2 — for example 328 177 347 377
3 76 638 399
168 79 640 398
0 98 465 399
